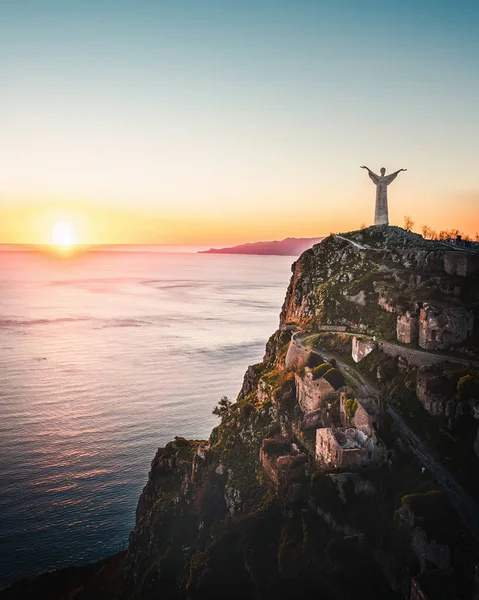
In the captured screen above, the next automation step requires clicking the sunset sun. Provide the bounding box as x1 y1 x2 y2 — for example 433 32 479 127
51 221 77 247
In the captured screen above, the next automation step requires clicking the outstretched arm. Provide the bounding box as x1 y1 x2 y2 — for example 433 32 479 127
385 168 407 185
360 165 379 185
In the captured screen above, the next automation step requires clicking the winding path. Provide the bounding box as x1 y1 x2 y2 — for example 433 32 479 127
292 331 479 541
334 234 369 250
295 330 479 369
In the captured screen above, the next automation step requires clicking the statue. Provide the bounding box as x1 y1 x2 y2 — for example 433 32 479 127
360 165 407 226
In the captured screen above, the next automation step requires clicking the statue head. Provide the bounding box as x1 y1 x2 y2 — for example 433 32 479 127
380 167 386 175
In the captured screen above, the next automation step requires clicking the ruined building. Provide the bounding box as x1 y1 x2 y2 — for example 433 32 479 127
397 311 419 344
315 426 386 471
415 370 451 417
419 304 474 350
339 393 381 435
352 336 377 362
315 394 385 472
295 365 345 413
259 439 309 502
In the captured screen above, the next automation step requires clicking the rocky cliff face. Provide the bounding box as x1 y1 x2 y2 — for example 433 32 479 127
120 226 478 600
280 226 447 336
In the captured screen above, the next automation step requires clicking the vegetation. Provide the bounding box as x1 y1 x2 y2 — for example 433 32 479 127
213 396 233 418
421 224 479 242
311 362 332 380
345 398 359 418
456 374 479 400
403 215 414 231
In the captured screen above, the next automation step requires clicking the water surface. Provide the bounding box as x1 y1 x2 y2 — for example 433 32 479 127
0 248 292 587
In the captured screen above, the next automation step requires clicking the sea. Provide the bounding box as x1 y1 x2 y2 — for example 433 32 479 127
0 246 293 588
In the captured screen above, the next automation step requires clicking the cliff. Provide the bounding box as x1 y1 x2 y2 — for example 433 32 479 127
119 226 478 599
3 226 478 600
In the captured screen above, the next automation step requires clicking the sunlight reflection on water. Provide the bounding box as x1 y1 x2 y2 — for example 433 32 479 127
0 249 292 586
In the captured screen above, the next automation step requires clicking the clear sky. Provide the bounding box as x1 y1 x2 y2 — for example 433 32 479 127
1 0 478 244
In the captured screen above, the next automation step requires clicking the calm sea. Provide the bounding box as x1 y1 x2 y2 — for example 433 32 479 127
0 248 293 587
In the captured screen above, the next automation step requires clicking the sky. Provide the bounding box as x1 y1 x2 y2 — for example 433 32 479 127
1 0 478 245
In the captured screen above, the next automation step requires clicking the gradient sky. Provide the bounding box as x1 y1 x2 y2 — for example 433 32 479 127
1 0 478 244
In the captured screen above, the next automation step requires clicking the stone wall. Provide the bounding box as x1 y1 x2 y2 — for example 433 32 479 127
352 336 377 363
444 251 479 277
315 426 385 472
315 428 342 468
285 339 313 371
339 393 379 436
416 371 449 416
260 439 309 500
377 341 475 369
419 305 474 350
397 312 419 344
295 371 335 413
353 403 374 436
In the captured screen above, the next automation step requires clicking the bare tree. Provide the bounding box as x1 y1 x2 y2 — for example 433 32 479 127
404 215 414 231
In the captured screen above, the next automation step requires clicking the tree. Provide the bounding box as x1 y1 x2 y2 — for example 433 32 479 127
404 215 414 231
422 226 439 240
360 223 366 230
212 396 232 418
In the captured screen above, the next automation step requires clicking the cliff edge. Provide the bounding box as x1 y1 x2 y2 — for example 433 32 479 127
120 226 478 599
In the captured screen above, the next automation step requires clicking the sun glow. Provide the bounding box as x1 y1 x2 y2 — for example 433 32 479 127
51 221 77 248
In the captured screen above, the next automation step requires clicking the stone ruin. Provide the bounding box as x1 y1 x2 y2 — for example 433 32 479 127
397 492 455 575
339 393 381 436
444 251 479 277
315 425 386 472
415 370 452 417
314 393 386 472
397 299 475 350
295 371 336 413
397 311 419 344
398 496 457 600
294 363 345 414
419 304 474 350
260 439 309 502
352 336 377 363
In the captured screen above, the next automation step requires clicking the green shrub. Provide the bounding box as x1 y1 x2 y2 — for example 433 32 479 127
311 362 332 380
457 375 479 400
345 398 359 418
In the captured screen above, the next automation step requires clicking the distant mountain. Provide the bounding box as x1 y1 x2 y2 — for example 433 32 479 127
199 236 324 256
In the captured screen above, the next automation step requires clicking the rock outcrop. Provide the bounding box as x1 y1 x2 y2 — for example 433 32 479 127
120 226 478 600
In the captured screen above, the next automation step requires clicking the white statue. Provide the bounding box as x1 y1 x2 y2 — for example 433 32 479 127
361 165 407 226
